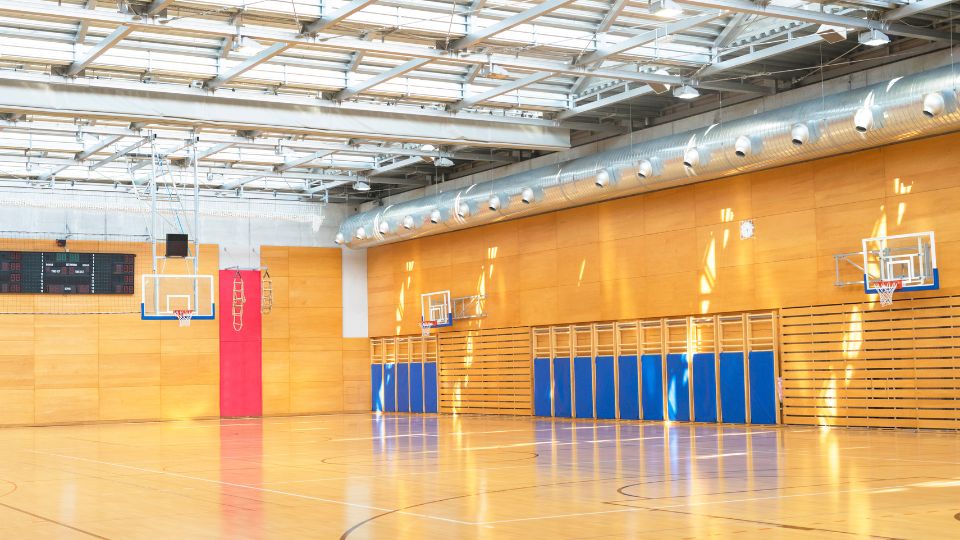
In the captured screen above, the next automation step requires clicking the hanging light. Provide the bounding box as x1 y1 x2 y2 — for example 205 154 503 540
858 29 890 47
353 180 371 191
673 85 699 100
649 0 682 18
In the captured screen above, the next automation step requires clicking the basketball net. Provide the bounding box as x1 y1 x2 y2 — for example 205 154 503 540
174 309 194 327
873 280 902 307
420 320 435 338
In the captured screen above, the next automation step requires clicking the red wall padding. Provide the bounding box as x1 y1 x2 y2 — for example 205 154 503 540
219 270 262 417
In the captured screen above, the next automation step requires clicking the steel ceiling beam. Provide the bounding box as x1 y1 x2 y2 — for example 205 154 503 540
335 58 432 100
714 12 749 47
304 180 350 194
0 73 570 149
75 0 97 44
557 83 654 120
575 12 725 66
448 71 554 112
274 150 336 172
448 0 581 50
146 0 177 16
205 42 293 90
63 25 134 76
885 0 955 21
301 0 378 35
0 1 761 96
75 134 125 160
698 33 823 77
674 0 956 42
89 135 154 170
371 156 422 175
187 142 237 164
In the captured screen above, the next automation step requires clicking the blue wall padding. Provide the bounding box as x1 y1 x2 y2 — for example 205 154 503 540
692 353 718 423
533 358 552 417
618 355 640 420
719 352 747 424
595 356 616 419
641 354 664 421
749 351 777 424
424 362 438 413
574 356 594 418
409 363 424 413
371 364 384 412
397 363 410 413
553 357 572 418
383 363 396 412
666 353 690 421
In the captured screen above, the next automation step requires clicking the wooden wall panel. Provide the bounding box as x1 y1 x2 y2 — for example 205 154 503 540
260 246 368 415
0 241 219 426
438 326 531 415
368 132 960 334
781 296 960 430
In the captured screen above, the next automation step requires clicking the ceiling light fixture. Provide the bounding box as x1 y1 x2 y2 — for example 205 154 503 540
673 85 699 100
353 180 371 191
858 29 890 47
649 0 682 18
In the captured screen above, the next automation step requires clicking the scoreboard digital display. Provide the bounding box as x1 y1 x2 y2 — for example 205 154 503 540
0 251 135 295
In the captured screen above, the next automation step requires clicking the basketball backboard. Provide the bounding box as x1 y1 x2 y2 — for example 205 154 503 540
141 274 215 320
834 231 939 304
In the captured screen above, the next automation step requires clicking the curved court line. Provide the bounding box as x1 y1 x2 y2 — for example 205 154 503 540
25 450 476 526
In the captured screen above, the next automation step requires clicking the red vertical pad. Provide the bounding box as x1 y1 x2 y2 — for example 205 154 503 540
219 270 263 417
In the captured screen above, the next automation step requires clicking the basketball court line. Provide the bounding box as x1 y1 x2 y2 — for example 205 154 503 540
25 450 477 526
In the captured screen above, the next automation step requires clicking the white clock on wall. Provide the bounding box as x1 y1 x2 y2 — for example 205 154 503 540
740 219 756 240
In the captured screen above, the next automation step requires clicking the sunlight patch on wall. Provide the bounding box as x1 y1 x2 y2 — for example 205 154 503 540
842 306 863 360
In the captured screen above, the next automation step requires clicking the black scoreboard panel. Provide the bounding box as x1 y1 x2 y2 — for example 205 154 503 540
0 252 135 294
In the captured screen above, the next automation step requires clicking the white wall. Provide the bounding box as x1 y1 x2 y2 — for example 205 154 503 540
341 248 368 338
0 188 348 267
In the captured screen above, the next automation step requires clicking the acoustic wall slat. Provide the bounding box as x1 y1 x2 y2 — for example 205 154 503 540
781 295 960 429
438 326 532 415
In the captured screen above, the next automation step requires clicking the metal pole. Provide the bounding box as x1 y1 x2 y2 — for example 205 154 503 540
192 140 200 308
150 139 160 314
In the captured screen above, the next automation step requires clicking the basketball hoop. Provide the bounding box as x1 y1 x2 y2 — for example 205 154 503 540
871 280 902 307
174 309 194 327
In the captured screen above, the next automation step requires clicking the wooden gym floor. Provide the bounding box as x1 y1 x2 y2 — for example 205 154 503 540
0 415 957 539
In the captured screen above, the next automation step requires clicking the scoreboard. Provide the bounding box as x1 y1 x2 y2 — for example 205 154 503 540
0 251 135 294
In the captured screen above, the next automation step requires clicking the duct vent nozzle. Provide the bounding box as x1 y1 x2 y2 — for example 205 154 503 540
595 169 611 187
488 195 501 211
683 148 700 169
637 159 654 179
923 92 946 118
521 187 535 204
355 226 366 240
401 215 415 229
334 232 345 245
456 202 470 218
429 208 442 224
854 107 875 133
378 220 390 234
734 135 754 158
791 123 810 146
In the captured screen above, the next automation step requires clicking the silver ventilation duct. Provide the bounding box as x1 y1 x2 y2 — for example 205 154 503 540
338 64 960 248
